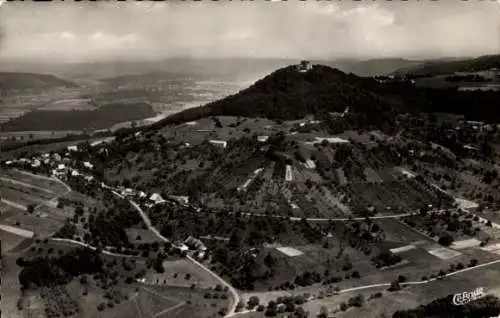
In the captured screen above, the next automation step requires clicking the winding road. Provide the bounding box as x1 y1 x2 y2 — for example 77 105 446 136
115 193 241 317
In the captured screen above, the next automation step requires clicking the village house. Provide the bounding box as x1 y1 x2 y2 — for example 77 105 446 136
122 188 135 197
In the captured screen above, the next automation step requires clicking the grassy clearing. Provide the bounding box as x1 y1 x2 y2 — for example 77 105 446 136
145 285 231 318
125 227 162 244
376 219 434 244
145 259 220 289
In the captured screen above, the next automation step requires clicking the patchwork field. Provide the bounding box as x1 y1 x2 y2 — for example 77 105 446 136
0 169 72 236
3 213 63 237
0 169 69 194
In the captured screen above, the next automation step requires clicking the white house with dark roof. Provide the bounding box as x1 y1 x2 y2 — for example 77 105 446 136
149 193 165 204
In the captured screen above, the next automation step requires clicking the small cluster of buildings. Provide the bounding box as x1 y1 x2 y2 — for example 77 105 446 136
183 235 207 259
3 145 95 183
296 60 313 73
115 187 190 209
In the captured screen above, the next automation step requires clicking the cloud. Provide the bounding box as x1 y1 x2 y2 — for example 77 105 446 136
89 32 138 46
0 1 498 61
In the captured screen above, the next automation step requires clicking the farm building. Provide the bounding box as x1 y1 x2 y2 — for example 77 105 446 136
169 195 189 205
83 161 94 169
209 140 227 148
257 135 269 142
185 236 207 251
305 159 316 169
122 188 135 197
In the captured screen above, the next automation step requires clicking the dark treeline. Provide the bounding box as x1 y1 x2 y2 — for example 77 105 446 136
0 102 155 132
393 294 500 318
17 248 104 290
0 131 111 153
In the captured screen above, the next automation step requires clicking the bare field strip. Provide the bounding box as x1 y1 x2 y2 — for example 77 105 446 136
427 247 462 260
276 246 305 257
0 224 35 238
0 187 45 207
1 198 28 211
0 228 30 252
451 238 482 250
0 176 54 194
3 214 62 237
1 170 68 193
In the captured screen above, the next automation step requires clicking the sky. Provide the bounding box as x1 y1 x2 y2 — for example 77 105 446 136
0 1 499 63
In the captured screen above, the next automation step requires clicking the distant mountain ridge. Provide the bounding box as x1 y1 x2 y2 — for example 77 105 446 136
391 54 500 77
0 57 453 80
328 58 425 77
0 72 78 90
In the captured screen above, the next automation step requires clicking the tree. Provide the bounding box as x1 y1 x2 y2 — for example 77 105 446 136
265 307 277 316
340 302 348 311
247 296 260 309
27 204 35 214
388 280 401 291
318 306 328 318
438 233 454 247
295 307 308 318
348 294 364 307
75 206 84 216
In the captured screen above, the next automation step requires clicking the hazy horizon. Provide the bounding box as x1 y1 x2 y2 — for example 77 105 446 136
0 1 499 64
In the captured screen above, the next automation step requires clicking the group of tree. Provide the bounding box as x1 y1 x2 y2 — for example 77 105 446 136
17 248 104 290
